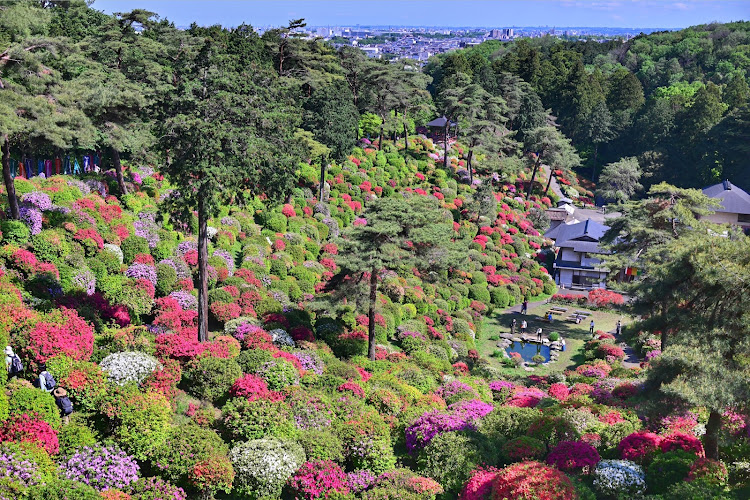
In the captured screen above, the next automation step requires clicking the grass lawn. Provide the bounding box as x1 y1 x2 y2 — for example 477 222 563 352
478 303 633 377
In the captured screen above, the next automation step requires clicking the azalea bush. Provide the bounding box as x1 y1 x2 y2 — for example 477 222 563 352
0 413 59 455
100 351 162 385
546 440 600 472
490 461 577 500
287 460 350 500
230 438 305 499
60 445 140 491
592 459 646 498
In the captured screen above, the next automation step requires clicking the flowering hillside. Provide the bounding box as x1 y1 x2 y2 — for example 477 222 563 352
0 138 743 499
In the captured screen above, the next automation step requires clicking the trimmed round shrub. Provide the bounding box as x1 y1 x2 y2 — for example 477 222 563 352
288 460 350 500
0 413 59 455
458 466 500 500
659 431 705 457
490 461 576 500
527 415 580 450
502 436 546 462
255 358 300 391
129 477 186 500
662 478 734 499
296 430 344 464
149 425 229 489
221 398 296 442
478 406 539 442
618 431 661 464
0 442 56 489
230 438 305 499
592 459 646 498
8 388 61 429
100 351 162 386
25 478 101 499
121 236 149 264
108 390 172 461
546 440 600 472
184 356 242 403
646 450 696 494
687 458 728 485
60 445 139 491
417 431 496 495
361 468 443 500
57 422 98 456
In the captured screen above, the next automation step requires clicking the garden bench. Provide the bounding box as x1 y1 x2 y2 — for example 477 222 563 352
549 306 568 312
573 310 591 316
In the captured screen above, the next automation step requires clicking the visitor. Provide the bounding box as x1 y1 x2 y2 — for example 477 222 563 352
590 320 595 335
521 299 528 315
575 314 582 324
547 312 553 322
53 387 73 425
536 327 543 342
38 363 56 393
521 320 527 335
616 320 622 335
510 318 516 336
561 338 566 351
5 346 23 378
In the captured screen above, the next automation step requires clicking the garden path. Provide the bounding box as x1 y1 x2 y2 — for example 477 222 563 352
612 327 641 369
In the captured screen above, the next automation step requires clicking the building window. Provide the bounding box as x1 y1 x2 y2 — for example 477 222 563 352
739 213 750 223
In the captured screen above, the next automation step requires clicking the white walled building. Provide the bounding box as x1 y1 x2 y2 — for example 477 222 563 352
702 180 750 230
544 219 610 289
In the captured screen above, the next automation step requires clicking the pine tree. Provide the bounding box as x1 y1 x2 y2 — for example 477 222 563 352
332 196 461 359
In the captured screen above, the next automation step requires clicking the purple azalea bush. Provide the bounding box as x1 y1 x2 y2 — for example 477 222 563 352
72 269 97 295
213 249 235 276
126 263 157 286
21 192 52 211
169 290 198 311
19 206 42 235
405 399 493 452
0 447 43 488
134 212 160 248
60 445 140 491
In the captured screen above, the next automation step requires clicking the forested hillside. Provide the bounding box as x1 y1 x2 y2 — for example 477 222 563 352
426 22 750 190
1 2 750 499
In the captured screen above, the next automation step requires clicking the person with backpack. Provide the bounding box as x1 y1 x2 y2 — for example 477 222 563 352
53 387 73 425
5 346 23 378
38 363 55 393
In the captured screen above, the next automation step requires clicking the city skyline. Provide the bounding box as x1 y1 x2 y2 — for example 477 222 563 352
94 0 749 29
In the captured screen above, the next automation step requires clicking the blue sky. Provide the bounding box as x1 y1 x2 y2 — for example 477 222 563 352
93 0 749 28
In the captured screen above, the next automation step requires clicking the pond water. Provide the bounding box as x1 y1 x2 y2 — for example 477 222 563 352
505 341 552 363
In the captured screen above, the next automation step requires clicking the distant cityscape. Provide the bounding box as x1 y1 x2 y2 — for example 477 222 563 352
251 25 673 62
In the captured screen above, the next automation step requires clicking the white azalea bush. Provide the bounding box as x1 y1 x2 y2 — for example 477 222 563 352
269 328 295 347
230 438 305 498
100 351 162 386
593 459 646 498
103 244 124 264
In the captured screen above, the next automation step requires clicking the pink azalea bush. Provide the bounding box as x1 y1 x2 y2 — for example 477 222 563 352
288 460 349 499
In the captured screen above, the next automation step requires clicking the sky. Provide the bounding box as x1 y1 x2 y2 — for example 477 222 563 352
94 0 749 29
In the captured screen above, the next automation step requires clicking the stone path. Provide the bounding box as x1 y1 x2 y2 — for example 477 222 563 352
612 327 641 369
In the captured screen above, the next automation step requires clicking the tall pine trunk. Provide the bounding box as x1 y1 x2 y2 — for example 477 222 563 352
2 137 19 219
443 124 449 170
368 267 377 361
526 156 542 200
197 195 209 342
467 149 474 185
591 143 598 181
704 410 722 460
403 121 409 153
319 163 327 202
111 147 128 196
378 124 384 151
545 169 555 195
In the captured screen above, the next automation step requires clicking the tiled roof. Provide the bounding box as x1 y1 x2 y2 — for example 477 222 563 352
703 180 750 215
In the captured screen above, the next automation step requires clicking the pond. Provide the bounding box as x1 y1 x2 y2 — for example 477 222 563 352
505 341 552 363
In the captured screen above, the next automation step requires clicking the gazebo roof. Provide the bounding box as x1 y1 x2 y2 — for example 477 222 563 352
426 116 457 128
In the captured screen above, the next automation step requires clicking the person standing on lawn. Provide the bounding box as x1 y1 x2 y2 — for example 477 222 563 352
521 320 527 335
590 319 595 335
510 319 516 336
521 299 528 315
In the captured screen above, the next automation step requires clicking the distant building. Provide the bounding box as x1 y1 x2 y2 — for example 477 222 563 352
545 219 610 289
702 180 750 229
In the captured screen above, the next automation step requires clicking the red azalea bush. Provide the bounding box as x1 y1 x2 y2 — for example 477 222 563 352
502 436 546 461
490 461 576 500
548 383 570 401
14 307 95 371
229 374 283 402
73 228 104 251
618 431 662 463
587 289 624 307
546 440 600 472
612 382 639 400
458 467 500 500
687 458 728 484
288 460 350 499
0 413 59 455
337 380 365 398
659 432 705 457
188 454 235 497
595 343 625 361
